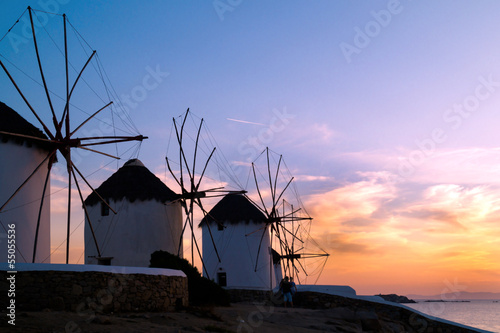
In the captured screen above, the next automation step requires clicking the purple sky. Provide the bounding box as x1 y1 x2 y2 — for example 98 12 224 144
1 1 500 295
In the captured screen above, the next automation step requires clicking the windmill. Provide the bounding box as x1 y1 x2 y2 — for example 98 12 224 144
245 147 329 285
0 7 146 264
165 109 245 277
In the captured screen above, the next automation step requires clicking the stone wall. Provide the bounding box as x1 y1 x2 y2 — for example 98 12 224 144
226 288 274 303
0 270 188 313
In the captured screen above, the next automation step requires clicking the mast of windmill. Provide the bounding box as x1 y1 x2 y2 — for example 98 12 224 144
165 109 245 278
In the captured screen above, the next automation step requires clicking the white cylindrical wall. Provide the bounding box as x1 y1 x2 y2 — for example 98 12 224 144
202 222 276 290
85 199 183 267
0 140 51 263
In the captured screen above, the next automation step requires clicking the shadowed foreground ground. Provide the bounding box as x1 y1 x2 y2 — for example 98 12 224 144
1 300 484 333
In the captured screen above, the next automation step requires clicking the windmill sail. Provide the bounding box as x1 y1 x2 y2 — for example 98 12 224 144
165 109 245 278
245 147 329 286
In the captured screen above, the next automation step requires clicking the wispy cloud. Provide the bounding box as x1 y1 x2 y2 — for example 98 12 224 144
227 118 267 126
294 174 335 182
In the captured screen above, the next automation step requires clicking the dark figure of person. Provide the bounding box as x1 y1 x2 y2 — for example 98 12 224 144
279 276 293 307
290 276 297 296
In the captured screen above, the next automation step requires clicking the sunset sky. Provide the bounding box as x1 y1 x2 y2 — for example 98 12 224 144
1 1 500 296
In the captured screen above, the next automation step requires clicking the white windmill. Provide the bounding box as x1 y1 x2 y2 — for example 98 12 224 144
0 7 146 264
84 159 183 267
199 193 279 290
0 102 52 263
200 147 329 291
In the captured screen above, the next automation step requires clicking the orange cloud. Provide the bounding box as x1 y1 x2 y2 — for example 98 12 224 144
301 166 500 295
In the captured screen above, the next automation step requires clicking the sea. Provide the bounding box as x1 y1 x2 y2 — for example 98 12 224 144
406 300 500 332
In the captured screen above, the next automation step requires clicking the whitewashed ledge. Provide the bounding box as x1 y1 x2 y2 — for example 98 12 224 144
298 285 387 302
0 262 186 277
297 284 357 297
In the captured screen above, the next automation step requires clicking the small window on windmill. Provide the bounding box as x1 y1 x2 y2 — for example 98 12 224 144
101 202 109 216
217 272 227 287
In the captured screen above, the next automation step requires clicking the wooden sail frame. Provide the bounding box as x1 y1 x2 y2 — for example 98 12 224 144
245 147 329 286
166 109 245 278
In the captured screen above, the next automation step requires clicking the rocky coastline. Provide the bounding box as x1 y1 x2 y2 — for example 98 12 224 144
376 293 417 303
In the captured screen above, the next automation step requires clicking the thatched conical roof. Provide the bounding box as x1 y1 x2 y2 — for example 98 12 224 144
0 101 49 149
84 159 179 206
199 193 266 226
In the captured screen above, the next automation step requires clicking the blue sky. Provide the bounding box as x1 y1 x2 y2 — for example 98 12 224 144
2 1 500 295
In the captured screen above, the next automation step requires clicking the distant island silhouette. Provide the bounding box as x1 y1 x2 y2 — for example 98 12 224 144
376 294 416 303
408 291 500 300
424 300 471 303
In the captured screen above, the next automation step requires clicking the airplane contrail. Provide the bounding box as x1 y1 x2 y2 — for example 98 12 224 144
227 118 267 126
